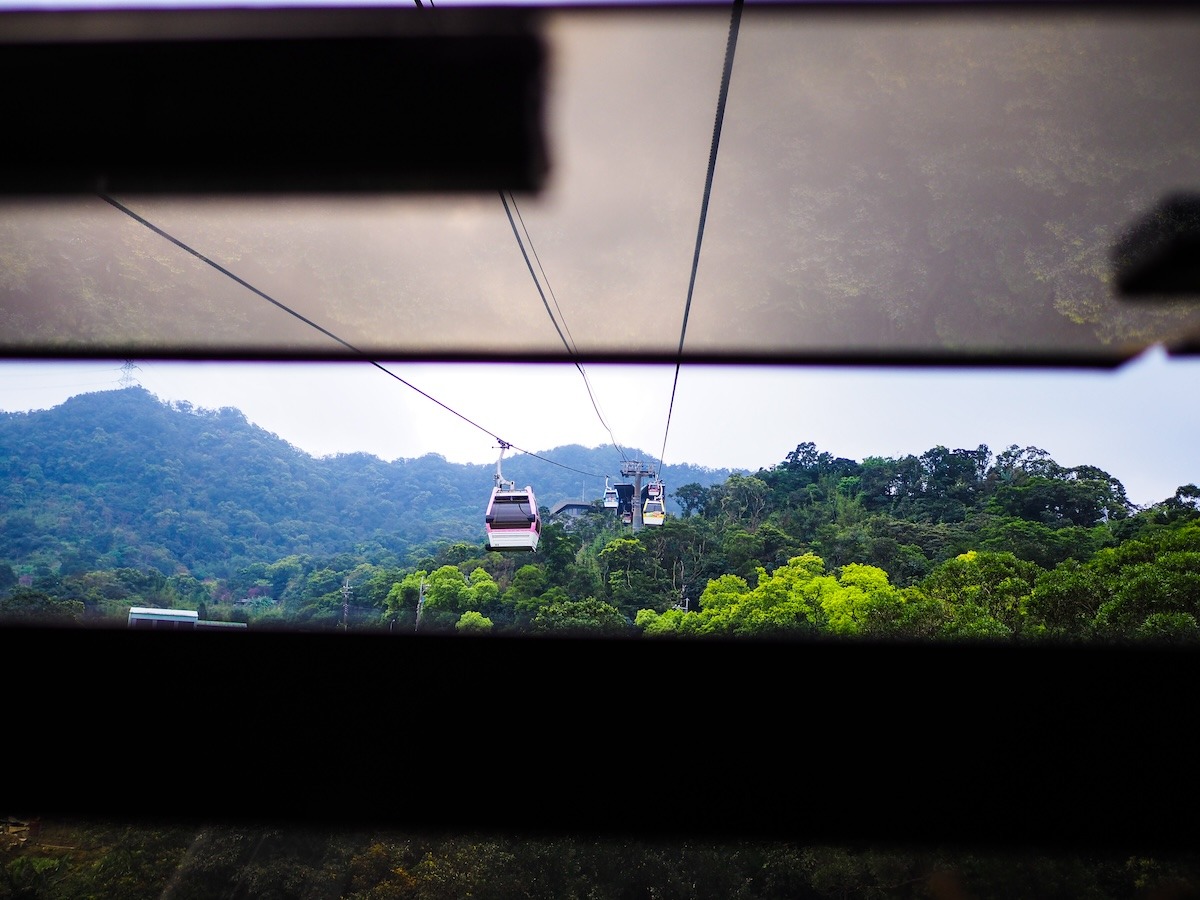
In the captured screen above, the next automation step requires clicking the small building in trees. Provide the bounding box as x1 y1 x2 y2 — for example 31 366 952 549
127 607 247 630
549 499 594 525
128 607 199 629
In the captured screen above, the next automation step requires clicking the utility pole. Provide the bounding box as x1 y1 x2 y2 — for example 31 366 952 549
415 578 427 632
341 578 351 632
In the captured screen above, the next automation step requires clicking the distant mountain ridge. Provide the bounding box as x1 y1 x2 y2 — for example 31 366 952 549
0 387 740 578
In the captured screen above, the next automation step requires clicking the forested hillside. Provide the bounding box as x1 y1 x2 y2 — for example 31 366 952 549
1 385 1198 640
0 386 731 576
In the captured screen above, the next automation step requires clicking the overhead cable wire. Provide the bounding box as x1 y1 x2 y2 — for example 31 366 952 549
657 0 743 474
507 190 581 355
500 191 575 354
98 193 606 480
421 0 621 481
501 190 631 467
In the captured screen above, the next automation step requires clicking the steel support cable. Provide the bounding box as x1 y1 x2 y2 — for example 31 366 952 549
507 191 581 354
504 190 630 463
657 0 743 474
500 190 632 468
501 190 573 353
99 193 605 479
419 1 616 479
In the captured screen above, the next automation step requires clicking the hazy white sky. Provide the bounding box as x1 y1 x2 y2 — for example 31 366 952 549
2 349 1198 508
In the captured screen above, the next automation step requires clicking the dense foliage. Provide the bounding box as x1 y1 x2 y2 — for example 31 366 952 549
2 389 1198 643
5 819 1200 899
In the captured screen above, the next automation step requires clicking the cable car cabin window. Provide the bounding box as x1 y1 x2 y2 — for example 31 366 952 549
487 494 537 528
485 487 541 552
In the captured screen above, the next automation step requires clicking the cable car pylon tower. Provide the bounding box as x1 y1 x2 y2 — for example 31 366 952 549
620 460 657 531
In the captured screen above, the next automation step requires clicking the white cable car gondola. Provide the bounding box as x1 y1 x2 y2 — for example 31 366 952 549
485 484 541 550
642 497 666 526
643 481 666 527
484 442 541 551
603 478 619 509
